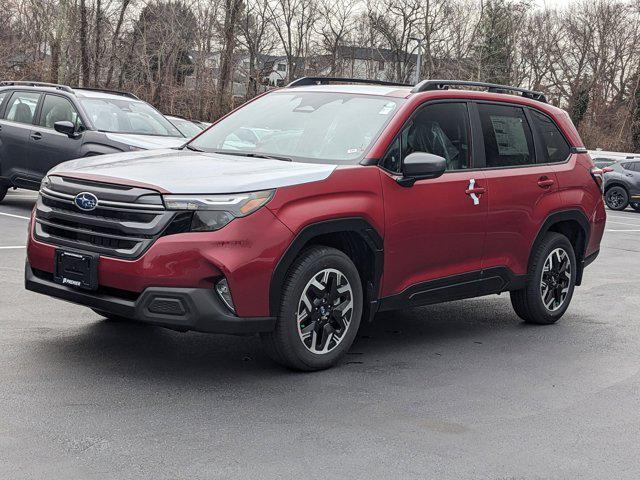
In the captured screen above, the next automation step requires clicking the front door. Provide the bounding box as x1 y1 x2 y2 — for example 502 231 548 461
30 94 85 178
379 101 488 307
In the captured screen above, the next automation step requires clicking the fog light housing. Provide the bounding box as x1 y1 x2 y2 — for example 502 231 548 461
215 278 235 313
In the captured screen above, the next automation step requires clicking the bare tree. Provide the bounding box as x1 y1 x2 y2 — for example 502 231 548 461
269 0 318 81
239 0 275 98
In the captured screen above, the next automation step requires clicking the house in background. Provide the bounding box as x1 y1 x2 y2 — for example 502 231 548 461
321 46 417 83
184 45 419 96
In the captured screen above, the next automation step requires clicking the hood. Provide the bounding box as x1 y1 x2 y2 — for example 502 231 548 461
104 132 187 150
50 149 337 194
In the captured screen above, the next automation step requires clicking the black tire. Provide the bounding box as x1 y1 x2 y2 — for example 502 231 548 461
260 246 363 371
91 308 130 323
0 184 7 203
630 202 640 212
510 232 577 325
605 186 629 210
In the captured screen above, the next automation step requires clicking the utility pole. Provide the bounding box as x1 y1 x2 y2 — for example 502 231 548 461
410 37 425 85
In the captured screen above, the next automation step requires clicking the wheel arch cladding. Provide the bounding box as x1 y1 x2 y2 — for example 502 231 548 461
529 210 590 286
269 218 383 319
604 182 628 193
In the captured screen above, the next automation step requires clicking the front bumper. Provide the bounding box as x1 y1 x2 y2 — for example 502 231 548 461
25 263 275 335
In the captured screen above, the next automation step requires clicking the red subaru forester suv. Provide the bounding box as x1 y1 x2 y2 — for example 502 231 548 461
25 78 606 370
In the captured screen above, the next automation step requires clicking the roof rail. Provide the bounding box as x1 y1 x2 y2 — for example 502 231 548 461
287 77 412 88
0 80 74 93
411 79 547 103
72 86 140 100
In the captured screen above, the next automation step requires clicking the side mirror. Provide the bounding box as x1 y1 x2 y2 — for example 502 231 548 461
54 120 80 138
397 152 447 187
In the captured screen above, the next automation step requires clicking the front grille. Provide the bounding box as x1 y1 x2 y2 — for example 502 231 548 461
34 176 182 259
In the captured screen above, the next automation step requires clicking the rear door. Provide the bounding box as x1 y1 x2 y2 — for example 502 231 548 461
30 94 85 176
0 90 41 185
475 102 561 277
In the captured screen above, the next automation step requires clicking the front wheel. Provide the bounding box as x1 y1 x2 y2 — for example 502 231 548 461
605 186 629 210
261 246 363 371
630 202 640 212
0 184 7 203
510 232 576 325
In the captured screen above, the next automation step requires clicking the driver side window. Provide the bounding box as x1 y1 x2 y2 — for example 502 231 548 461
40 95 84 131
380 102 471 174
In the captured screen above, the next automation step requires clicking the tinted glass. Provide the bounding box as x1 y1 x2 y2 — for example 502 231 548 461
478 104 534 168
39 95 83 130
622 162 640 172
594 160 614 168
189 91 404 165
530 109 570 163
380 102 471 173
0 91 7 109
5 91 40 124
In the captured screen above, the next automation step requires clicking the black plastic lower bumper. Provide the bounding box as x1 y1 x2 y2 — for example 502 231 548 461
25 263 275 335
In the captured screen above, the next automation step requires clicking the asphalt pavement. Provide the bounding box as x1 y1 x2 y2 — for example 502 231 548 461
1 188 639 479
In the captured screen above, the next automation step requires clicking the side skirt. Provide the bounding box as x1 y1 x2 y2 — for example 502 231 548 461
377 267 526 312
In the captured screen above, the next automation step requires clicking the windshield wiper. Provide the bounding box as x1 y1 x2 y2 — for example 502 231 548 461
214 151 292 162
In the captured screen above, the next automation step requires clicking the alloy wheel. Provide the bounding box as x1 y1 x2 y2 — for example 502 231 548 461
540 247 572 312
607 190 625 209
297 268 354 354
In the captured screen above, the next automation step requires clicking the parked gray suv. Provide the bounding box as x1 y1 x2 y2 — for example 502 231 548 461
0 81 186 202
604 158 640 211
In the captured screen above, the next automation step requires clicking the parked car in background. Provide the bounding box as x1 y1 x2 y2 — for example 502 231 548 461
0 81 185 202
602 158 640 211
166 115 205 138
589 149 637 168
25 78 605 370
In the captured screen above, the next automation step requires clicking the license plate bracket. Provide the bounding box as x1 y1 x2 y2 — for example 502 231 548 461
53 249 99 291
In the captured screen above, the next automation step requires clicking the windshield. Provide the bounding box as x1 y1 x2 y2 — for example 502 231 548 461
79 97 183 137
169 117 204 138
189 91 404 164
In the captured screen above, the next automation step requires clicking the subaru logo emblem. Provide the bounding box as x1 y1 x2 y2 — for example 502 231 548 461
74 192 98 211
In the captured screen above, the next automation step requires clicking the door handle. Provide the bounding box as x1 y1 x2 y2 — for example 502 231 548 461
465 178 485 205
537 177 555 188
30 132 42 140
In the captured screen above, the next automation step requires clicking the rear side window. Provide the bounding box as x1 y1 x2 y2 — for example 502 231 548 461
4 91 40 124
622 162 640 172
0 91 8 110
530 110 570 163
478 103 534 168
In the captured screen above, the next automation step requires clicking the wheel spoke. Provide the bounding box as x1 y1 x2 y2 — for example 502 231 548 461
296 267 354 355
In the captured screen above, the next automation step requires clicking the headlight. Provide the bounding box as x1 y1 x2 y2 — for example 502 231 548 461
163 190 274 232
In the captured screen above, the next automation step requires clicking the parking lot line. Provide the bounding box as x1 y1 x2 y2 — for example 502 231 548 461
0 211 30 220
0 246 25 249
606 229 640 232
606 220 640 227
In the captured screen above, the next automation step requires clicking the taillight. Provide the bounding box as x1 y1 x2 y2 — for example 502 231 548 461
590 167 606 192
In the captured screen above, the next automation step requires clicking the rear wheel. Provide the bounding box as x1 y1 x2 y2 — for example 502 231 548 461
510 232 576 325
0 184 7 203
261 246 363 371
605 186 629 210
630 202 640 212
